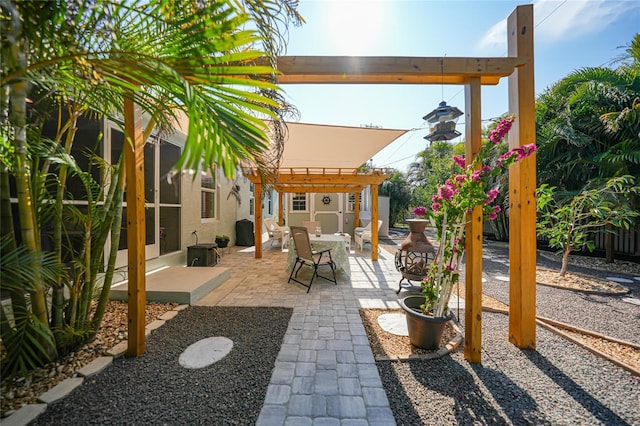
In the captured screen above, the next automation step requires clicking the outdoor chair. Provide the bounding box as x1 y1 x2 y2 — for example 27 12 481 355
264 218 289 248
288 226 337 293
302 220 322 235
354 220 383 251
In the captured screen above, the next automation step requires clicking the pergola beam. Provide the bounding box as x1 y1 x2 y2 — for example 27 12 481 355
274 185 364 193
274 56 525 85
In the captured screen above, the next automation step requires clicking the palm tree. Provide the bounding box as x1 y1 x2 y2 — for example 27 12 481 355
1 0 302 377
407 140 458 208
535 33 640 262
536 34 640 189
380 171 412 227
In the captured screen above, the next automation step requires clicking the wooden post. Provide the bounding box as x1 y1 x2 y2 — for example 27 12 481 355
354 192 360 228
508 4 537 349
371 184 379 261
278 191 284 226
464 76 483 363
255 182 262 259
124 96 146 357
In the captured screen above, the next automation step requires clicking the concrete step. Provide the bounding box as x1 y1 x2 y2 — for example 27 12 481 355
110 266 230 305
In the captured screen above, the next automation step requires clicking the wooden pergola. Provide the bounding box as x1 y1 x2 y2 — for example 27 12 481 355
124 5 535 363
243 167 390 261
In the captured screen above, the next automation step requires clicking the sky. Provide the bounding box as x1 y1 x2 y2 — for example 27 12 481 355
278 0 640 173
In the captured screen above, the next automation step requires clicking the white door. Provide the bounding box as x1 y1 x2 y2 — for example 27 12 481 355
312 193 343 234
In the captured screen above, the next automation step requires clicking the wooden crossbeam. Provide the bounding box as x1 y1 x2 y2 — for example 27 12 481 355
274 185 364 193
274 56 524 85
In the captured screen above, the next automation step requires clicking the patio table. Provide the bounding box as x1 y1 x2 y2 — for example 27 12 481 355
286 233 351 276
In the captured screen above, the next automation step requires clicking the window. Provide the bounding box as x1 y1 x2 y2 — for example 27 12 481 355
201 169 217 219
266 191 273 215
291 192 307 211
347 193 356 212
249 182 255 216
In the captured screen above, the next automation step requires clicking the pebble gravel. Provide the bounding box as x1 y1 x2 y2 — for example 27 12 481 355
31 306 292 425
377 312 640 426
480 243 640 346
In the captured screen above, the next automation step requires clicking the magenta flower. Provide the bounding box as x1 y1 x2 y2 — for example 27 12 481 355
438 185 454 201
488 212 498 220
485 189 499 204
413 206 427 218
488 115 515 144
431 202 441 212
453 155 466 169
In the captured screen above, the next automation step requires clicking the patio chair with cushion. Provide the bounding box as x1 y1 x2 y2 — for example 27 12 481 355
354 220 383 251
264 218 289 248
302 220 322 235
288 226 337 293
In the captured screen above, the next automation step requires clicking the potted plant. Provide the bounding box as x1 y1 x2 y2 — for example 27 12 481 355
215 234 230 248
400 115 536 350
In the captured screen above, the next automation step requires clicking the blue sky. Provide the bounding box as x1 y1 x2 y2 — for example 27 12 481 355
279 0 640 172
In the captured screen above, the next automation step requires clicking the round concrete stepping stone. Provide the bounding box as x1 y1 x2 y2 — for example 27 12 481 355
621 297 640 306
378 313 408 336
495 275 510 282
179 336 233 369
606 277 634 284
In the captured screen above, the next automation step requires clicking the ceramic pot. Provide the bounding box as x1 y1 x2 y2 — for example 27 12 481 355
400 295 453 350
400 219 434 253
215 238 229 248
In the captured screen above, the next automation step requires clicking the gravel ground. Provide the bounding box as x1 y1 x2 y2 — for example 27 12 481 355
377 312 640 426
379 229 640 425
31 306 292 425
480 242 640 346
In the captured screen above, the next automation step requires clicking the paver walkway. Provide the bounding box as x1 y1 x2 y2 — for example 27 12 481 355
197 245 403 425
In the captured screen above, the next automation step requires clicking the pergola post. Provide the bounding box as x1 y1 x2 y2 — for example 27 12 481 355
464 77 483 363
507 4 537 349
255 182 263 259
278 191 284 226
354 192 360 228
371 184 379 261
123 96 146 357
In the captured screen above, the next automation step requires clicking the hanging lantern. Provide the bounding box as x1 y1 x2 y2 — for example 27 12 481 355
423 101 463 142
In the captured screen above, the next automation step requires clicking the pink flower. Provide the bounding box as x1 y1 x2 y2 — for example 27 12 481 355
431 202 441 212
493 205 502 213
485 189 499 204
488 212 498 220
413 206 427 217
488 115 515 144
454 174 466 183
453 155 466 169
438 184 454 201
471 169 483 181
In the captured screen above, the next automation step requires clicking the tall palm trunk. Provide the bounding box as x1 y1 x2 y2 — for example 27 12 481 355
90 156 125 335
0 166 29 336
50 113 79 330
8 39 48 327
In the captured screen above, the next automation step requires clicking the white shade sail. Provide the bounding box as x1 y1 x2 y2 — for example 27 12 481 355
278 122 407 170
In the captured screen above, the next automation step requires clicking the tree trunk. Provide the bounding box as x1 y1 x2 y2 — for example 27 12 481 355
51 113 78 330
605 223 615 264
9 40 49 328
560 246 572 277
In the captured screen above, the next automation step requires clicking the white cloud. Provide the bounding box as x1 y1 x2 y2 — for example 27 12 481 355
477 0 640 54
